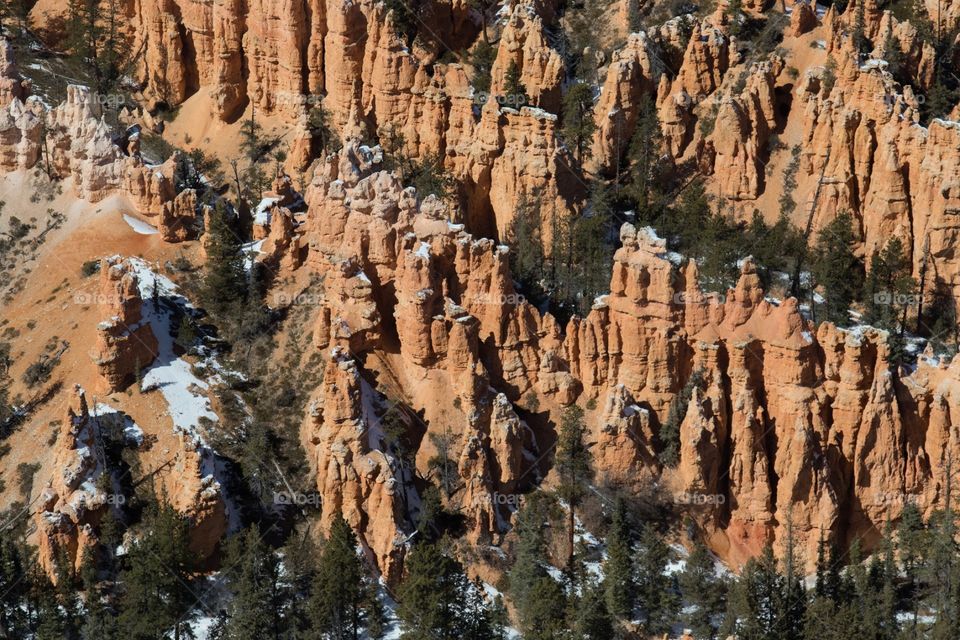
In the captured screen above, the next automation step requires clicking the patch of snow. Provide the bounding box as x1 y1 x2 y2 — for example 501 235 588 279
92 403 144 446
128 259 217 440
413 241 431 260
859 58 889 72
241 239 265 271
123 214 159 235
253 197 280 226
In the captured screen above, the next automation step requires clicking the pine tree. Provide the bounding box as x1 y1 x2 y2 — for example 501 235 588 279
627 95 664 210
603 497 636 619
658 370 705 467
33 567 68 640
222 525 286 639
554 405 592 576
864 236 916 334
776 519 806 640
81 549 120 640
307 101 340 155
561 82 596 165
811 212 864 325
64 0 130 96
509 493 566 636
396 541 473 640
470 40 496 95
462 578 504 640
507 190 547 306
727 0 744 36
284 532 318 640
118 501 196 640
502 61 528 107
0 536 30 637
898 501 927 628
310 513 374 640
202 202 247 316
520 576 568 640
573 578 615 640
679 540 725 639
385 0 422 47
635 524 679 635
570 189 614 316
427 427 458 498
926 460 960 638
853 0 870 55
729 544 781 640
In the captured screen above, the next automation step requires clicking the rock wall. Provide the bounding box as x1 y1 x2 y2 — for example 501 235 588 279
286 143 960 573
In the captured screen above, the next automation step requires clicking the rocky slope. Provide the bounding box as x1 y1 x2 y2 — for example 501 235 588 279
2 0 960 581
284 141 960 575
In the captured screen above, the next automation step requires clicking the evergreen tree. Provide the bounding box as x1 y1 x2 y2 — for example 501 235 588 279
470 40 496 95
520 576 568 640
572 578 615 640
283 532 318 640
502 61 528 107
635 524 679 636
33 569 68 640
926 465 960 638
730 545 781 640
658 370 704 468
569 188 615 316
603 497 636 619
118 501 196 640
627 95 664 210
81 550 120 640
811 212 864 325
561 82 596 165
222 525 286 640
396 541 473 640
864 237 916 333
427 427 458 498
898 500 927 628
202 202 247 316
384 0 424 47
65 0 131 96
310 513 374 640
462 577 504 640
853 1 870 54
679 540 725 639
0 535 30 637
776 520 805 640
507 190 547 306
307 100 340 155
554 405 592 576
509 494 566 638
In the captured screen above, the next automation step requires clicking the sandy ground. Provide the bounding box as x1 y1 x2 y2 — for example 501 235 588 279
162 88 303 170
0 172 207 528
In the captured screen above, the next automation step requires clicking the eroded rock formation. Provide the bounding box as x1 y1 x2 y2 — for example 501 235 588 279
287 144 960 573
90 257 160 392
